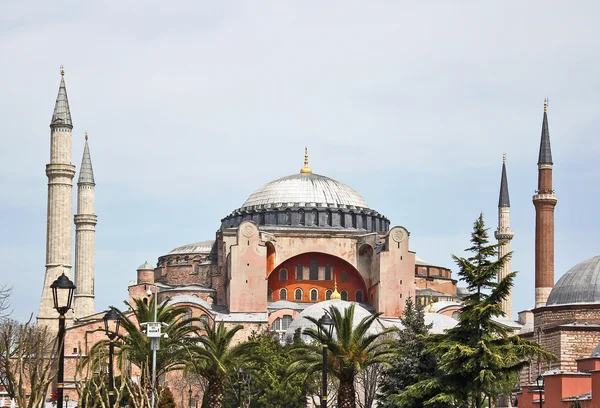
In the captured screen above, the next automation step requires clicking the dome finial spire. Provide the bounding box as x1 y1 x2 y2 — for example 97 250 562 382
331 274 341 300
300 147 312 174
60 65 64 77
544 98 548 113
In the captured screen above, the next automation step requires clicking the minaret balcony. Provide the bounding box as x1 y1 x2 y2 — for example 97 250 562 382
532 193 557 203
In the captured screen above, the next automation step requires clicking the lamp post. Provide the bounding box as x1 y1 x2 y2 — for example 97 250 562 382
188 385 192 408
536 374 544 408
103 309 121 407
51 273 76 408
317 312 334 408
237 368 244 408
64 395 69 408
194 393 199 408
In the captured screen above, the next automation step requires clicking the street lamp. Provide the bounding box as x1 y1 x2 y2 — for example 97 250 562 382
64 395 69 408
188 385 192 408
536 374 544 408
103 308 121 407
51 273 76 408
194 393 199 408
317 312 334 408
237 368 244 408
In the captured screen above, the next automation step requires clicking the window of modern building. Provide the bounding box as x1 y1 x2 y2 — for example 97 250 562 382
280 288 287 300
325 265 332 281
341 271 348 282
280 268 288 282
310 289 318 301
309 259 319 280
341 290 348 301
296 265 303 280
355 290 363 303
295 288 303 301
326 290 332 300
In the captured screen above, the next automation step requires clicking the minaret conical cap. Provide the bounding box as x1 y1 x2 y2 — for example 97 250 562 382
51 66 72 127
538 98 553 165
498 153 510 207
78 133 95 185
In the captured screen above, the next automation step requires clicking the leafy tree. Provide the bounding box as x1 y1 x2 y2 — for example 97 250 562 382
185 321 256 408
378 297 441 408
392 214 554 408
157 386 176 408
289 303 397 408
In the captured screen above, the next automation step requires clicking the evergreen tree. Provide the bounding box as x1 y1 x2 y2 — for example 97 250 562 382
378 297 441 408
157 386 176 408
391 214 554 408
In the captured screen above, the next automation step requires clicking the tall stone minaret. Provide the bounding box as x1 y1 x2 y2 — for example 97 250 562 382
533 99 557 308
37 67 76 329
495 154 514 318
73 133 97 319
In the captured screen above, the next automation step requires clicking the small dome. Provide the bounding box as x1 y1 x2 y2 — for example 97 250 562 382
242 173 370 210
546 256 600 306
137 261 154 270
284 300 379 341
167 240 215 255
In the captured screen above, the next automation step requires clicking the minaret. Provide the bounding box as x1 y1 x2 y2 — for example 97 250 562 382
73 133 97 319
533 99 558 308
37 67 76 329
495 154 514 318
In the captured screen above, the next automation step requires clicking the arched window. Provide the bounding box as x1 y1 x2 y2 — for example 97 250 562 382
295 288 303 301
200 314 210 328
341 271 348 282
282 314 293 331
296 265 303 281
279 269 288 282
309 259 319 280
355 290 363 303
299 209 305 225
341 290 348 301
326 210 332 226
183 309 193 326
280 288 288 300
325 265 332 281
143 298 148 306
326 290 332 300
267 288 273 301
310 289 318 301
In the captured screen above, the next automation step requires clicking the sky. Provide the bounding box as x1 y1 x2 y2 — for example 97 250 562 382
1 1 599 322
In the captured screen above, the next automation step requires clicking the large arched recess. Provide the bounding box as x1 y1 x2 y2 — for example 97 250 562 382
268 252 368 304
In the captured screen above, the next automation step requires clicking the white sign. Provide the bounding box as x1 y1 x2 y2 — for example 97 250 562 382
146 322 162 338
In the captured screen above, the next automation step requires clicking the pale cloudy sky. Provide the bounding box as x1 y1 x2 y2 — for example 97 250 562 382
1 1 599 321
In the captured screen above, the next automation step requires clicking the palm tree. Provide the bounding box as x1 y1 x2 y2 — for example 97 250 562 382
289 304 397 408
185 321 256 408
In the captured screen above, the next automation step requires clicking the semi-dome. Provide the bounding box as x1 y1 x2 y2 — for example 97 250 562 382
284 300 380 341
546 256 600 306
241 173 370 211
167 240 215 255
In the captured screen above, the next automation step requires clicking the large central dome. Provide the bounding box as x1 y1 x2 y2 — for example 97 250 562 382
220 150 389 232
241 173 370 210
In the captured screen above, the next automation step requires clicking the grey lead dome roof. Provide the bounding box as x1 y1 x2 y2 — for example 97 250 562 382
546 256 600 306
241 173 370 210
168 240 215 255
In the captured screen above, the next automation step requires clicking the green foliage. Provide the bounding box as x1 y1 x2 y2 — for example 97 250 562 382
379 297 442 408
157 386 176 408
392 214 554 408
288 303 397 408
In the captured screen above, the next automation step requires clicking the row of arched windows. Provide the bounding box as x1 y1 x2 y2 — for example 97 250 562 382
268 288 364 303
279 264 343 282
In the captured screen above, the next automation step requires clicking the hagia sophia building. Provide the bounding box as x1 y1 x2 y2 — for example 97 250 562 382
36 69 600 405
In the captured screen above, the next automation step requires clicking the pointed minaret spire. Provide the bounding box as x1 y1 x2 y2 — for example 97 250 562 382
495 154 514 318
74 133 98 319
50 66 72 127
538 98 553 165
300 147 312 174
533 99 558 308
78 132 95 185
498 153 510 207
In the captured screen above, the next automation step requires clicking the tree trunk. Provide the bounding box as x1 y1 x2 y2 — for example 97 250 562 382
202 380 223 408
337 378 356 408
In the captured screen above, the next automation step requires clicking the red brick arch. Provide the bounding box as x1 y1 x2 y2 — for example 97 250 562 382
268 252 368 304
